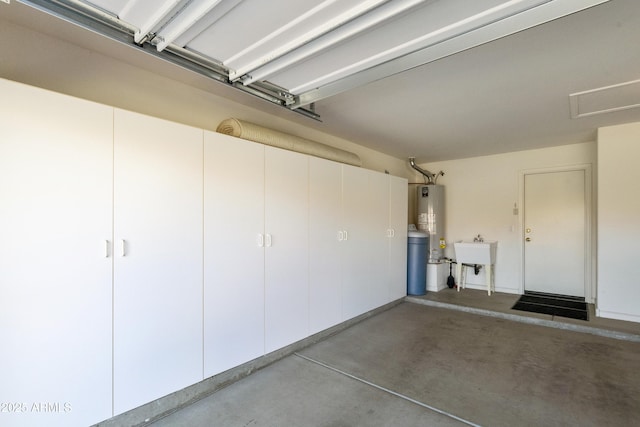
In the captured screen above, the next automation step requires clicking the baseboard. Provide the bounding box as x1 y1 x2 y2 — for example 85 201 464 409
461 283 520 295
596 309 640 324
93 298 404 427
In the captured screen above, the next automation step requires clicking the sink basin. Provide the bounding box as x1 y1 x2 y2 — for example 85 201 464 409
454 241 497 264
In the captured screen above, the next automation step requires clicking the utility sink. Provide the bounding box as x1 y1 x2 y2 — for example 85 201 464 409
454 241 497 265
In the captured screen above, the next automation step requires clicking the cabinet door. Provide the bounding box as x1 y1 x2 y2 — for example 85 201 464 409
341 165 372 319
309 157 343 334
113 109 203 414
342 166 391 319
203 131 265 377
0 79 113 427
264 147 309 353
388 175 408 300
368 171 392 309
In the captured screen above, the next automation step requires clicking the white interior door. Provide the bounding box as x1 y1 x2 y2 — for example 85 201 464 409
524 170 586 297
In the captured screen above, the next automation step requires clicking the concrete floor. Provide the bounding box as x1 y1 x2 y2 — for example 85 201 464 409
149 294 640 427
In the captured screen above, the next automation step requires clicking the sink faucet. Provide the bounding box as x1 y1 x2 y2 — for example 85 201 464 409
474 234 484 242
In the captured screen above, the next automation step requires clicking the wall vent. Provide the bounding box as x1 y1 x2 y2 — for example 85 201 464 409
570 79 640 119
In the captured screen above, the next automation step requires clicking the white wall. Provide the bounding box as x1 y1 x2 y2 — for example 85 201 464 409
597 122 640 322
420 142 596 295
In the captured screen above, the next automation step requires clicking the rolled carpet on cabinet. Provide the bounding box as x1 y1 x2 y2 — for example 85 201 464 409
216 118 362 167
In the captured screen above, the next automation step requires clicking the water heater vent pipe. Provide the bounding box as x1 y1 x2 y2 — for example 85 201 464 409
409 157 444 184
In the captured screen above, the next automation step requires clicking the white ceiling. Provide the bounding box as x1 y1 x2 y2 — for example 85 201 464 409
316 0 640 161
2 0 639 162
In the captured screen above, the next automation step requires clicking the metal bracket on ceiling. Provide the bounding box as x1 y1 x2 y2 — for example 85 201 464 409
282 92 296 107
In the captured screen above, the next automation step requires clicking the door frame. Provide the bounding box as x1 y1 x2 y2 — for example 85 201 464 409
518 164 594 303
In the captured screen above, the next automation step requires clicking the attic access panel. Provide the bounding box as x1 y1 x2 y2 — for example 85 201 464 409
20 0 609 116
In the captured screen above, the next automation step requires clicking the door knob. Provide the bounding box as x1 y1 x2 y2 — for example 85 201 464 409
525 237 531 242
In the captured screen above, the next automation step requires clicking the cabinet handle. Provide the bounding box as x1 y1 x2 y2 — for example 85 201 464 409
120 239 126 257
105 240 110 258
257 234 264 247
265 234 272 247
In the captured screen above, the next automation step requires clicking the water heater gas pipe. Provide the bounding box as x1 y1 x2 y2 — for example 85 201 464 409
408 157 444 184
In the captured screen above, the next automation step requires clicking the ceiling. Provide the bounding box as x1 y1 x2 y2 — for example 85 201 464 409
2 0 639 162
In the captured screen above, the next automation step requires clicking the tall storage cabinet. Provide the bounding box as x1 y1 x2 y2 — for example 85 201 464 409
310 161 408 330
0 80 113 427
388 175 409 300
203 131 265 377
341 165 371 319
113 109 204 415
368 171 395 310
341 165 392 319
309 157 344 334
264 147 310 353
203 135 311 367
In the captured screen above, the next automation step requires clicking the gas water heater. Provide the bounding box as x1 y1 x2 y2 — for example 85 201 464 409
417 185 445 263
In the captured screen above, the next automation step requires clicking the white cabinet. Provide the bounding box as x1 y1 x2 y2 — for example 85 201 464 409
388 175 409 300
309 157 344 334
340 165 369 319
264 147 309 353
203 136 310 364
341 165 392 319
113 109 204 415
203 131 265 377
0 79 113 427
311 161 408 327
0 78 408 425
368 170 395 310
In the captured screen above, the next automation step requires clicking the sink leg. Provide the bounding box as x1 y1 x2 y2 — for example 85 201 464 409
485 264 493 295
456 263 462 292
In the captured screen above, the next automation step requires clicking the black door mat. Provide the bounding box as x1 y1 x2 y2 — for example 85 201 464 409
511 291 589 321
